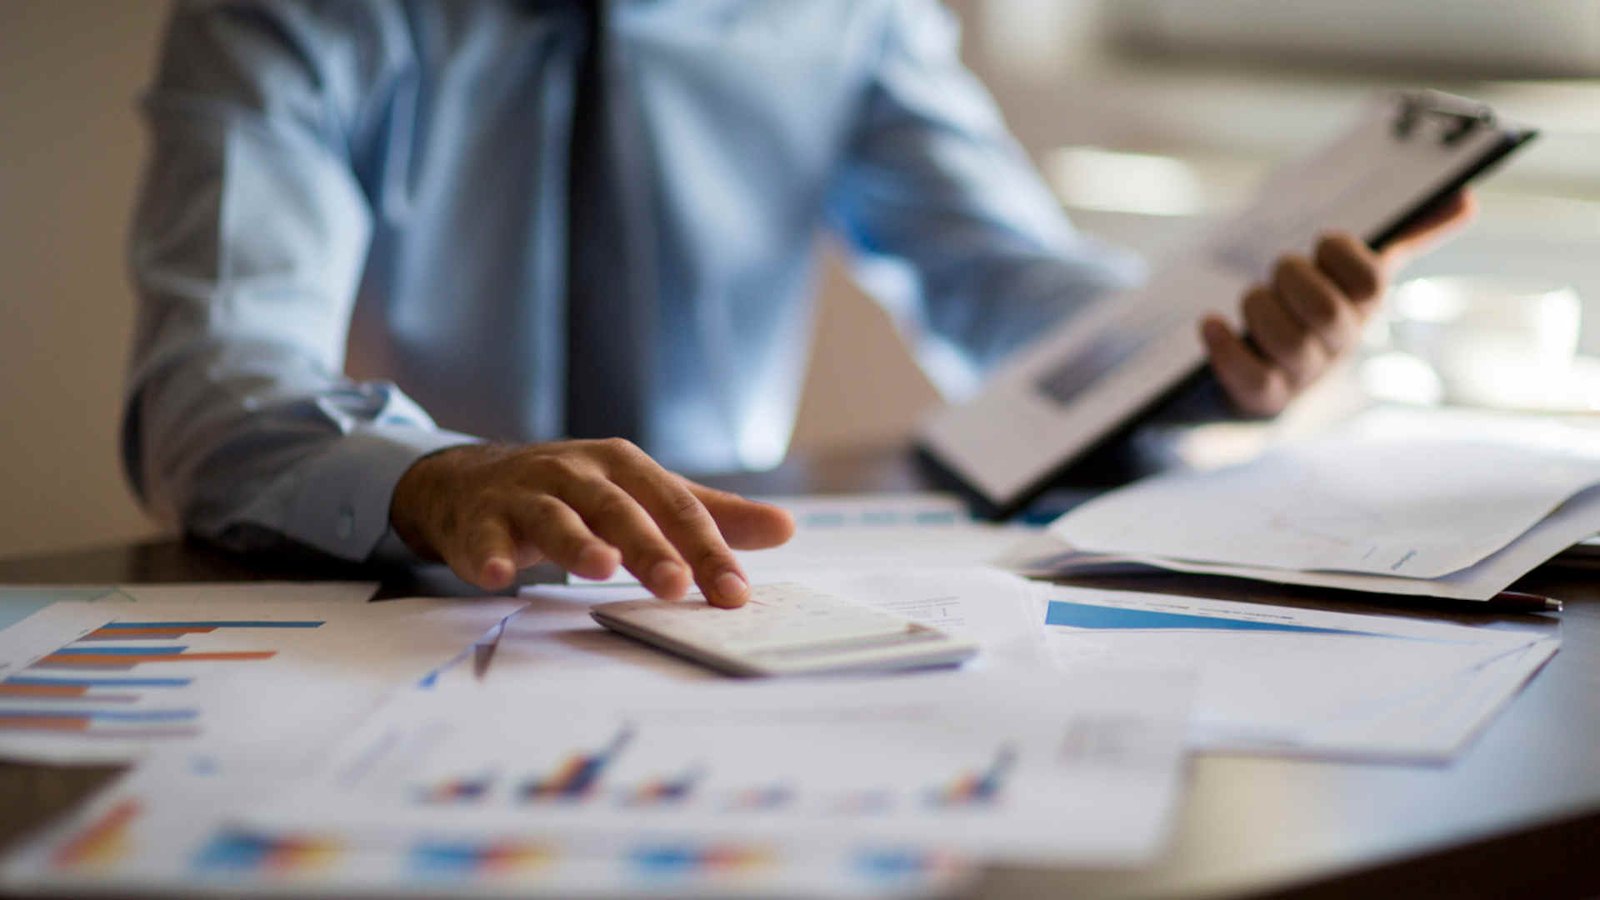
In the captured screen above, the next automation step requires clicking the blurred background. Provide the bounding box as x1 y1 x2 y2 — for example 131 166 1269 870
1 0 1597 558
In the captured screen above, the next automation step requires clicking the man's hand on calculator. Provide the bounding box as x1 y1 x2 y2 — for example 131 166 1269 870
391 439 795 605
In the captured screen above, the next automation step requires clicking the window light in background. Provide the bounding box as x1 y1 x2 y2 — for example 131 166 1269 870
1045 147 1204 217
1362 276 1598 413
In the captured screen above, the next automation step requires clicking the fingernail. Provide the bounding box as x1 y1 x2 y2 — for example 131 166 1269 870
649 560 684 593
715 571 748 605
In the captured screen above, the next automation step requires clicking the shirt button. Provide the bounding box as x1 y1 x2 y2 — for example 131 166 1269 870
336 506 355 540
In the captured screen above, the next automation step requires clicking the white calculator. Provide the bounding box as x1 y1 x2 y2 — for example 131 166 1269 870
590 583 979 677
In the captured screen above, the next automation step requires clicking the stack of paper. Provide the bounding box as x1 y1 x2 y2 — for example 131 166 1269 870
0 573 1192 899
1029 433 1600 601
1034 585 1558 761
0 481 1572 898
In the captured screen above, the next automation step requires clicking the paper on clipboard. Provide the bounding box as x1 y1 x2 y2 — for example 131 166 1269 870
920 91 1535 516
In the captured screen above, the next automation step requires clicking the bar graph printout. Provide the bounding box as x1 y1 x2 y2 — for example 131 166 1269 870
244 671 1194 864
0 595 525 765
0 759 973 899
1038 586 1559 761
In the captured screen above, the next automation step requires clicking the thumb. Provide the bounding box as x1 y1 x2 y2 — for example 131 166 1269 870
1380 190 1477 271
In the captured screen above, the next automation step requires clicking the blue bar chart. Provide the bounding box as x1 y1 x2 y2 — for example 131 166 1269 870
0 619 323 737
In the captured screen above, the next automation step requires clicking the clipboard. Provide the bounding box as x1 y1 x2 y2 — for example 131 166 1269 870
918 90 1538 519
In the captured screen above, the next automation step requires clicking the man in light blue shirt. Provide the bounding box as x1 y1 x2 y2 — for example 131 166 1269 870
124 1 1467 607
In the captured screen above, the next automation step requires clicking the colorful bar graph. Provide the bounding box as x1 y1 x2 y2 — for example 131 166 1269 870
0 675 192 701
81 620 324 641
409 839 554 878
33 649 276 669
3 676 193 688
0 685 140 702
418 773 496 804
623 765 703 807
854 848 962 883
0 708 200 735
0 709 198 722
833 789 896 815
725 784 793 811
4 620 322 744
1044 600 1372 635
192 830 341 875
51 800 140 870
630 843 770 879
518 725 633 802
52 646 189 656
929 746 1015 807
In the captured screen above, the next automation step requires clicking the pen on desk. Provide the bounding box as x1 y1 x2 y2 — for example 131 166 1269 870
1482 591 1562 614
472 617 509 681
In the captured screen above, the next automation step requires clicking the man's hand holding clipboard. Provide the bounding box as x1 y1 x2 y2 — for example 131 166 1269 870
920 91 1536 517
1200 189 1476 418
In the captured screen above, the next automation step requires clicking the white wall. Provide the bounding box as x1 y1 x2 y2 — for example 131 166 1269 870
0 2 169 558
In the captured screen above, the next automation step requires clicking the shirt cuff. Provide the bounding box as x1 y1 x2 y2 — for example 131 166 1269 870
282 424 479 563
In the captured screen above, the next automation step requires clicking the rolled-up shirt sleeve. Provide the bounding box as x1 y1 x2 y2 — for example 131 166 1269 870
123 1 472 562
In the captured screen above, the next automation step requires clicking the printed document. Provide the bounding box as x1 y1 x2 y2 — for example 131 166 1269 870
245 671 1194 864
1 758 973 900
0 593 523 765
1051 437 1600 578
1037 585 1558 761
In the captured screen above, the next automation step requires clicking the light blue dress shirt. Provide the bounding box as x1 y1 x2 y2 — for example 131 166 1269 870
123 0 1145 563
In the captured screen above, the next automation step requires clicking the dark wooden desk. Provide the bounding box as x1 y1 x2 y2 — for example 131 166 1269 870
2 445 1598 899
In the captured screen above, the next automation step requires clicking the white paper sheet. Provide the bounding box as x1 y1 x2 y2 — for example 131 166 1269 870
244 671 1194 865
1020 484 1600 601
1050 437 1600 579
0 594 524 765
774 568 1050 671
0 759 972 899
1036 585 1557 761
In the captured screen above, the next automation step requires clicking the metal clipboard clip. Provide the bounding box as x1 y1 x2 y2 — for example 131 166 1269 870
1392 90 1498 146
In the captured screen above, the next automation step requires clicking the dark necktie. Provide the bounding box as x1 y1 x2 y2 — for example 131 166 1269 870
564 0 655 443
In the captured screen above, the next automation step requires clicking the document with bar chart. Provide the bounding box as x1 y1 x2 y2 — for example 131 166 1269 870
0 758 974 899
245 671 1193 864
1038 585 1558 761
0 595 525 765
